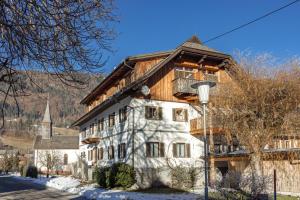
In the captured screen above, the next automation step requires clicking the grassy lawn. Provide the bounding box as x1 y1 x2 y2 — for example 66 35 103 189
275 195 300 200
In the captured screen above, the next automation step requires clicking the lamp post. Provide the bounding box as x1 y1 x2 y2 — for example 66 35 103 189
191 80 216 200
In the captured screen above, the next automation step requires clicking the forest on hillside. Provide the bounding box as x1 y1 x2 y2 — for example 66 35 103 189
2 71 102 129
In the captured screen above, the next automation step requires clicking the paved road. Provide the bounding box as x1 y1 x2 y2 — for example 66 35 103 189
0 175 85 200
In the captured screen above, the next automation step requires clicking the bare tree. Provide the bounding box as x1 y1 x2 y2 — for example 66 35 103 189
38 150 62 178
213 55 300 194
0 0 116 127
0 150 12 174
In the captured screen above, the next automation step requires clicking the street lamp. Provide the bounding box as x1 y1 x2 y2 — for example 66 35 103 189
191 80 216 200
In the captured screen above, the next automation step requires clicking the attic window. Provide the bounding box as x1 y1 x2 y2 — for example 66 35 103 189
175 67 194 79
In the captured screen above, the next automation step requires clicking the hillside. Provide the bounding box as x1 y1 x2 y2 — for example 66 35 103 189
3 71 102 128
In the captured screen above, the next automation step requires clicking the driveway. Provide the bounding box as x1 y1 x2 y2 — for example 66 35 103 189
0 175 85 200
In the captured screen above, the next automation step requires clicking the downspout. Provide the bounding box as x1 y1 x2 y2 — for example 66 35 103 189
127 105 135 168
122 60 136 168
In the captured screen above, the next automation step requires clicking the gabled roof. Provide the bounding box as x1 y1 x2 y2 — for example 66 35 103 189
34 135 79 150
72 36 232 126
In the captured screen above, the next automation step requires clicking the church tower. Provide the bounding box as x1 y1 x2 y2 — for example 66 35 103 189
40 96 52 139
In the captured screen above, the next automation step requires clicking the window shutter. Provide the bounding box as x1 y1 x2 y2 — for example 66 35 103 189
95 148 98 161
111 146 114 159
158 107 163 120
123 143 126 158
172 109 176 121
184 109 188 121
100 148 103 160
186 143 191 158
146 143 150 157
145 106 149 119
118 144 120 159
159 143 165 157
173 143 177 158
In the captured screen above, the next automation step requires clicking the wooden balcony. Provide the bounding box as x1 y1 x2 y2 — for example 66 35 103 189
172 78 198 96
172 75 219 97
190 117 224 135
81 132 100 144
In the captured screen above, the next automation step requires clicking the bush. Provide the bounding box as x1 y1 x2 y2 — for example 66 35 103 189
25 166 38 178
171 166 197 190
94 163 136 189
94 166 109 188
115 163 136 188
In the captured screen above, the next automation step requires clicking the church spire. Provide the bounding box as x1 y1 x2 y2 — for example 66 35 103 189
42 94 52 123
41 94 52 139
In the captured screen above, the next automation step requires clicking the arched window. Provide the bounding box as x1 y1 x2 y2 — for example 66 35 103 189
63 154 68 165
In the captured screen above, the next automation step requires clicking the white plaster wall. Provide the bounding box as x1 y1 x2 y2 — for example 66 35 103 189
79 97 204 170
34 149 80 172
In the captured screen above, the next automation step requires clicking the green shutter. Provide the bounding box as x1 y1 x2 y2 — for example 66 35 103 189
159 143 165 157
145 106 149 119
184 109 188 121
172 109 176 121
173 143 177 158
146 143 151 157
123 143 126 158
158 107 163 120
186 143 191 158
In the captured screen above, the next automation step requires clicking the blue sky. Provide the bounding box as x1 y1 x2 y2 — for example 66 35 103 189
101 0 300 73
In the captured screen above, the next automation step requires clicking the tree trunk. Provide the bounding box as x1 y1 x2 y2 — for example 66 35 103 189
46 168 49 178
250 153 262 197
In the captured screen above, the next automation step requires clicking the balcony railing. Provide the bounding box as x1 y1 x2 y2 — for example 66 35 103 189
172 78 198 96
172 75 219 97
190 117 224 135
80 131 101 144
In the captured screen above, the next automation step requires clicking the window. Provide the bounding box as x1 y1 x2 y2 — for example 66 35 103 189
81 152 86 159
109 113 115 127
119 106 127 123
100 118 104 131
97 120 101 132
108 145 114 159
98 147 103 160
204 69 216 75
118 143 126 159
145 106 162 120
146 142 164 158
173 108 188 122
90 123 94 135
88 150 92 161
173 143 190 158
63 154 68 165
82 128 87 138
175 67 194 79
92 148 97 162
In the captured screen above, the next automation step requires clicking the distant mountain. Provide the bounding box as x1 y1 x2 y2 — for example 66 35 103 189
3 71 102 128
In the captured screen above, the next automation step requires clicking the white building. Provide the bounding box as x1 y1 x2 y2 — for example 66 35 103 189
72 36 233 187
34 98 79 175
